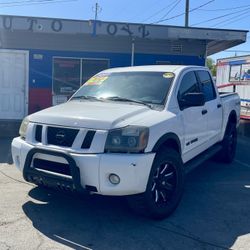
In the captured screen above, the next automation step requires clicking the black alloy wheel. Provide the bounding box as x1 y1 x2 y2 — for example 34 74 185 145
151 161 177 206
127 148 185 219
220 122 237 163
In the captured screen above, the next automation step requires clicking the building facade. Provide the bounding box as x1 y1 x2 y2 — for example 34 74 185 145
0 15 247 120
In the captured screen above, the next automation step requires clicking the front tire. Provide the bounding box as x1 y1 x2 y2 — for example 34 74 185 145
127 148 185 219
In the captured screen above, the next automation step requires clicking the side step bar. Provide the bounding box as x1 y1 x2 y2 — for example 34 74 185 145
185 144 223 174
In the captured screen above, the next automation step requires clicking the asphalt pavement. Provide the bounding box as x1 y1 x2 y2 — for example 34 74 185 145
0 123 250 250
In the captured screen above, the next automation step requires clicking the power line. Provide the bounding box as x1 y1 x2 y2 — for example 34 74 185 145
212 9 250 28
198 4 250 12
127 0 161 22
159 0 182 21
0 0 76 8
0 0 43 4
191 6 250 26
152 0 214 24
0 0 63 5
141 0 179 23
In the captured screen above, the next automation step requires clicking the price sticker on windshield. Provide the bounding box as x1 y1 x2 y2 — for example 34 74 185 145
163 72 174 78
85 73 109 85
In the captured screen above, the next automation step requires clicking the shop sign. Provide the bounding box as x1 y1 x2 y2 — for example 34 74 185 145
91 21 150 38
0 16 152 39
1 16 63 32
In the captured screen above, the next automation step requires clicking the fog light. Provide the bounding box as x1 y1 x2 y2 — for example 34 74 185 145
109 174 120 185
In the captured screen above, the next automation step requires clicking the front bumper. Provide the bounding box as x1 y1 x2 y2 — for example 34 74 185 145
11 137 155 196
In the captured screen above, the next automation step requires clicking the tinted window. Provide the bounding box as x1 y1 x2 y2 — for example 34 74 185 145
197 70 216 102
178 71 200 99
72 71 174 105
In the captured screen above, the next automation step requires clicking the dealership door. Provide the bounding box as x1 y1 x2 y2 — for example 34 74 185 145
0 50 28 120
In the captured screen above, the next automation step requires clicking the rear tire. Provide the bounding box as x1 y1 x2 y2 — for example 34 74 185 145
127 148 185 220
217 122 237 163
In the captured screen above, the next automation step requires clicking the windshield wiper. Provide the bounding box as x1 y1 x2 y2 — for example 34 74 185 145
103 96 153 109
71 95 102 101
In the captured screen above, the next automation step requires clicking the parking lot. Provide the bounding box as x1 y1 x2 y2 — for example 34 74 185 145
0 122 250 250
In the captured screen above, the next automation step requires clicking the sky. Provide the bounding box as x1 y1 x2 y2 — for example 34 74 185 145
1 0 250 62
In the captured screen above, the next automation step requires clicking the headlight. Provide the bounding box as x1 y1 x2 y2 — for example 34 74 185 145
105 126 149 153
19 116 30 140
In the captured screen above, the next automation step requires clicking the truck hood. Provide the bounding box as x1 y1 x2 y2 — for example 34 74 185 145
29 100 155 130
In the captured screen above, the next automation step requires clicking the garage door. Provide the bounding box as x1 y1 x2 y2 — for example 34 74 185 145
0 50 28 120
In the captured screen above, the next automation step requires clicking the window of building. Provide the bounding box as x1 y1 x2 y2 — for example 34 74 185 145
197 70 216 102
81 59 109 84
52 57 109 105
53 58 81 95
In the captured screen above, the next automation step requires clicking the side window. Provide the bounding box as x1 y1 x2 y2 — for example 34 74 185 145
178 71 200 100
197 70 216 102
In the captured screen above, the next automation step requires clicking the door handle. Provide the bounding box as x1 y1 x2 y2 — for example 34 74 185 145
217 104 222 108
202 109 208 115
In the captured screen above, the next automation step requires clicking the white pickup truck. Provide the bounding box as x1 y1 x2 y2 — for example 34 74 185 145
12 65 240 219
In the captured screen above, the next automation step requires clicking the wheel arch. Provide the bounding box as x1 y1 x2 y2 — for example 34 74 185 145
223 110 237 138
152 133 181 155
228 110 237 125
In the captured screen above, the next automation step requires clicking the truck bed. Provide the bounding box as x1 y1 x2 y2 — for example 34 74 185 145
219 92 238 98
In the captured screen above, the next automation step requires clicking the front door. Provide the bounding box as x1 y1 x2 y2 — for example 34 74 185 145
177 70 208 162
0 50 28 120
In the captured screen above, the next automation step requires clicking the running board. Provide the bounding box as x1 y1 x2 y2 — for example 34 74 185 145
185 144 222 174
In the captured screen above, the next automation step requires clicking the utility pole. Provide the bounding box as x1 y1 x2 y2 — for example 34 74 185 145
92 2 101 36
131 38 135 66
185 0 189 27
93 2 101 21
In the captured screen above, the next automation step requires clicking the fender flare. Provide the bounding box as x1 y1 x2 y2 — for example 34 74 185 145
152 132 181 154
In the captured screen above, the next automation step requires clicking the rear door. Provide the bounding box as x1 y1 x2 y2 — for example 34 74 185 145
177 70 208 159
0 50 28 120
196 70 223 145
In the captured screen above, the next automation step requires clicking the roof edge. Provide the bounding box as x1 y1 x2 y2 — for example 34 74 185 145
0 14 248 33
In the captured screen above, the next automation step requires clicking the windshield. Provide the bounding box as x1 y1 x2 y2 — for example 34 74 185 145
71 71 174 105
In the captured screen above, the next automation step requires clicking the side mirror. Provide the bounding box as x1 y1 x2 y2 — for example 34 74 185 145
179 92 205 109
